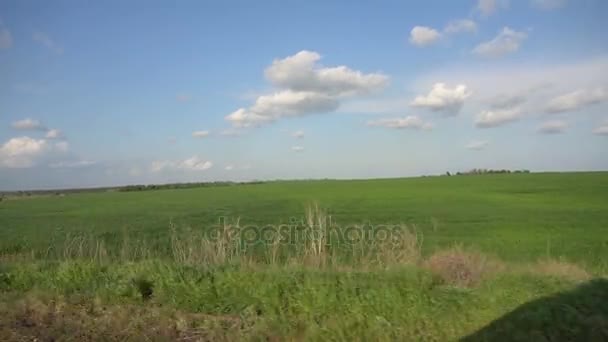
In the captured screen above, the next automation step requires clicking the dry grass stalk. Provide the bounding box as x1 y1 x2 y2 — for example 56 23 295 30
424 245 503 287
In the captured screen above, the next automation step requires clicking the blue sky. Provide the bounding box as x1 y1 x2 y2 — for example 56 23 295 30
1 0 607 190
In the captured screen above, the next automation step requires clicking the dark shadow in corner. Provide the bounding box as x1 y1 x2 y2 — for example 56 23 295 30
461 279 608 342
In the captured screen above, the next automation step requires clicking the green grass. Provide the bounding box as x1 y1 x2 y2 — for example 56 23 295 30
1 172 607 267
1 172 607 340
0 261 608 341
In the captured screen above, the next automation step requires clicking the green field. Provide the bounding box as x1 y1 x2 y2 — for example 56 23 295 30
2 172 608 266
1 172 607 340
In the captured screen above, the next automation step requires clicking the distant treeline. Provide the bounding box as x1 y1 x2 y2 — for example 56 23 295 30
118 181 266 192
447 169 531 176
0 180 268 197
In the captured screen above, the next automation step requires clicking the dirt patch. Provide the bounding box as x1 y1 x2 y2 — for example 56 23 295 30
0 295 252 342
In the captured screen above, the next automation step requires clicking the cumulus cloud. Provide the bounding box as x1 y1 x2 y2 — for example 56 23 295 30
226 90 339 127
538 120 568 134
531 0 567 10
0 136 69 168
475 108 523 128
32 31 63 54
477 0 509 16
444 20 477 34
409 26 441 46
544 88 608 113
264 50 388 95
466 140 489 150
473 27 527 58
224 165 234 171
226 51 387 127
192 130 210 138
0 137 48 168
291 146 304 152
411 83 472 115
593 120 608 135
413 57 608 118
366 116 433 130
45 129 63 139
12 118 47 131
292 130 305 138
409 20 475 48
151 156 213 172
0 27 12 49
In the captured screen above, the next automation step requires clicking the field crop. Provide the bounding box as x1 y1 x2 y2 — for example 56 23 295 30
0 172 607 340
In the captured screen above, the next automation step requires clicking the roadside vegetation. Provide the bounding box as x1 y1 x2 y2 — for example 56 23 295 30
1 172 607 340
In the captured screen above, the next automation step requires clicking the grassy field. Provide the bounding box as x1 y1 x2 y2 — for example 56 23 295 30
1 172 607 340
2 172 607 266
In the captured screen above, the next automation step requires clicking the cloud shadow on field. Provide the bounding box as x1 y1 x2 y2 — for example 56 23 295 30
461 278 608 341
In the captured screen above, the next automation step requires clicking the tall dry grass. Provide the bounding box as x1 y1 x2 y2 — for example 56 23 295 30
423 245 504 287
2 203 596 287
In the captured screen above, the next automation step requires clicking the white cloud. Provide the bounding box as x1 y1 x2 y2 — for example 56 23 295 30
477 0 509 16
192 130 210 138
291 146 304 152
444 20 477 34
292 130 305 138
475 108 523 128
466 140 489 150
531 0 567 10
225 165 234 171
226 109 272 127
32 31 63 54
45 129 63 139
0 27 12 49
0 137 48 168
264 50 388 96
411 83 472 115
12 118 47 131
0 136 69 168
151 156 213 172
538 120 568 134
227 91 339 127
227 51 388 128
413 57 608 112
366 116 433 130
593 120 608 135
544 88 608 113
175 156 212 171
473 27 527 58
409 26 441 46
